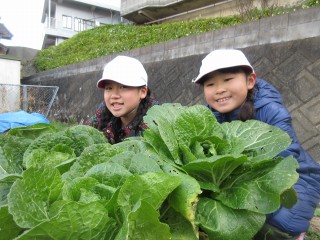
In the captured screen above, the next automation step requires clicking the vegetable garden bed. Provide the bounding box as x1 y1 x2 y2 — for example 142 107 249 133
0 104 302 239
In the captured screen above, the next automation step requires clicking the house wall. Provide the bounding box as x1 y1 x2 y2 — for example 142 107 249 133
0 56 21 113
166 0 300 23
0 56 20 85
22 6 320 162
54 1 121 26
121 0 301 24
42 0 122 48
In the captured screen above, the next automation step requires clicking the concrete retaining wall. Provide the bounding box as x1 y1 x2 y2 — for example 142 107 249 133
22 6 320 162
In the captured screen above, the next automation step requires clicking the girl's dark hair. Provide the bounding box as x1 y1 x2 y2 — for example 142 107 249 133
97 86 153 142
201 66 256 121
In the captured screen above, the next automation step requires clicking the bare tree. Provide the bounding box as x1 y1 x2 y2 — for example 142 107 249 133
236 0 279 21
261 0 279 10
236 0 255 21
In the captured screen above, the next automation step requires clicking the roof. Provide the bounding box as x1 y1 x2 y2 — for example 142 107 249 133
42 0 120 23
75 0 120 11
0 23 13 40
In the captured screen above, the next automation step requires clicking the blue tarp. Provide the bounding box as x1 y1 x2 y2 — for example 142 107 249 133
0 111 49 133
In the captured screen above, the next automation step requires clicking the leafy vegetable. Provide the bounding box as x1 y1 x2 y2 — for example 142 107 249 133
138 104 299 239
0 104 299 239
0 205 21 239
8 166 63 228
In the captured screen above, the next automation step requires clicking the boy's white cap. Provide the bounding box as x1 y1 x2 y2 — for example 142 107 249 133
192 49 254 84
97 56 148 88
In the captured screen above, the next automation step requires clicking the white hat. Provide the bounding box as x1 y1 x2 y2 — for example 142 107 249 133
192 49 254 84
97 56 148 88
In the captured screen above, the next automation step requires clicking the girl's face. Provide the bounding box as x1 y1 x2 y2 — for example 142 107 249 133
203 70 256 113
103 81 147 127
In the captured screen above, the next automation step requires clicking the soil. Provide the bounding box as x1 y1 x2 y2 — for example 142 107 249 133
310 216 320 232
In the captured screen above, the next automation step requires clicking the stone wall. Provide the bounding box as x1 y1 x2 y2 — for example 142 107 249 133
145 37 320 163
22 7 320 162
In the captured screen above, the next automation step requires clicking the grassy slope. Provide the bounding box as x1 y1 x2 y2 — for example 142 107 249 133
34 2 320 72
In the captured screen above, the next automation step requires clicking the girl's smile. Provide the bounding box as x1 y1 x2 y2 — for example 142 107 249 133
203 71 255 113
216 96 231 104
104 81 147 126
110 102 124 110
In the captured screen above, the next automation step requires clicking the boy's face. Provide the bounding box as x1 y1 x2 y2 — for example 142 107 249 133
203 71 256 114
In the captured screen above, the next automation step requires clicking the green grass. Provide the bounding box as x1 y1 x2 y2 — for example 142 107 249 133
306 207 320 240
34 1 320 72
306 227 320 240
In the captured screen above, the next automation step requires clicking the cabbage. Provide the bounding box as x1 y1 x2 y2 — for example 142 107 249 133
0 104 299 239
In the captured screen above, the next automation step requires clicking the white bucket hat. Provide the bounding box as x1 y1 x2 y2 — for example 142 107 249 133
97 56 148 88
192 49 254 84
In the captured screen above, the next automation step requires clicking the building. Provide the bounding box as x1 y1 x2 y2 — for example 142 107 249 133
0 22 21 111
0 21 13 54
41 0 122 49
0 22 20 86
120 0 301 24
0 22 13 41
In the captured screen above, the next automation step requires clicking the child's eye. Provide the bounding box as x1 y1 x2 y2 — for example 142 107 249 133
104 86 112 91
206 83 214 87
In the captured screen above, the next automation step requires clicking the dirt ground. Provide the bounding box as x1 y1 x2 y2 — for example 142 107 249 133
310 216 320 231
308 216 320 240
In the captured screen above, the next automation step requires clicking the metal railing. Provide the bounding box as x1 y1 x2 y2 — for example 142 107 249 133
0 84 59 117
45 17 96 32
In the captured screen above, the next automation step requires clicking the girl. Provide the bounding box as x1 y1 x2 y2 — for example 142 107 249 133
193 49 320 240
86 55 157 144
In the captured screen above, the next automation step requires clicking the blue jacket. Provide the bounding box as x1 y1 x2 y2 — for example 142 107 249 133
210 78 320 235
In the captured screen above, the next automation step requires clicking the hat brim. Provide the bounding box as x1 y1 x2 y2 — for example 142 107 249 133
97 78 147 88
193 65 254 84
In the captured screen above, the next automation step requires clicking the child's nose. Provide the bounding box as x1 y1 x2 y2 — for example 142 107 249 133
215 83 226 94
110 88 121 97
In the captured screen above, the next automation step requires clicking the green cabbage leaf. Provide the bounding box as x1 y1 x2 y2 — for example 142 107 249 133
0 104 299 240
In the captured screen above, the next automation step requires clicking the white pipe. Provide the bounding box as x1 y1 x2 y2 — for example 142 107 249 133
48 0 51 27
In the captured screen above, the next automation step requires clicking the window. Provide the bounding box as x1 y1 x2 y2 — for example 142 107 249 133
62 15 72 29
74 18 95 32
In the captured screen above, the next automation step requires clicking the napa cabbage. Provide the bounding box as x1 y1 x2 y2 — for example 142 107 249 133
0 104 299 240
